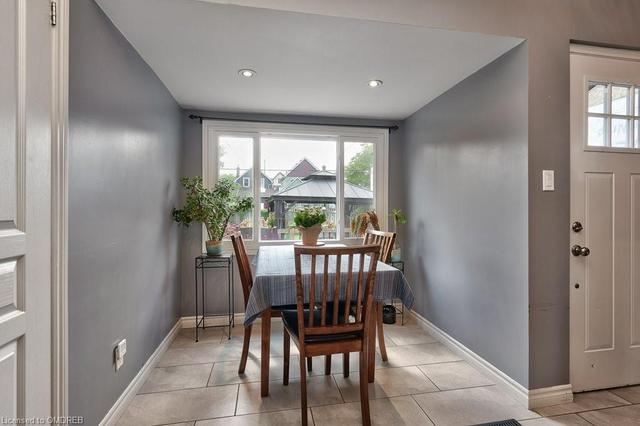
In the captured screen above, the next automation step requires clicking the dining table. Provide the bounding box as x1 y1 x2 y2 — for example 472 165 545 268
244 244 414 396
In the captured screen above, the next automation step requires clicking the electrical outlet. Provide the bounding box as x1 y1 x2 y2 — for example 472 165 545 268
542 170 555 191
114 339 127 371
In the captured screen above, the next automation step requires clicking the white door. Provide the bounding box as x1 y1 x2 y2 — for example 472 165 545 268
0 0 53 418
570 45 640 392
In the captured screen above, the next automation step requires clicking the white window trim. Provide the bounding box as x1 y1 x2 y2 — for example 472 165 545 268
242 176 250 187
202 119 389 254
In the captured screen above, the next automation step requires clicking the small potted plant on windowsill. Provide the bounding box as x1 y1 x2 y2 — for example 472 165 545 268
293 206 327 246
172 176 253 256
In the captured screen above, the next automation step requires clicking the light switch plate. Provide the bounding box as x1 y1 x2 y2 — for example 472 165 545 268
115 339 127 371
543 170 555 191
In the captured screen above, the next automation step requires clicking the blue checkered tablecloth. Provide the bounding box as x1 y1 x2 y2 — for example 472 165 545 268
243 245 414 325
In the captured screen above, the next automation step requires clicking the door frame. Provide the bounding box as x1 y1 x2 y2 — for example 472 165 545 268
51 0 69 417
569 43 640 390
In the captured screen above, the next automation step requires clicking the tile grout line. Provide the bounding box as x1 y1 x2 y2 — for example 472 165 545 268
233 383 240 416
409 393 437 425
574 412 598 426
206 361 215 387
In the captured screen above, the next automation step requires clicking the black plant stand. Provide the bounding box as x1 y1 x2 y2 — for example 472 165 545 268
194 254 234 342
390 260 406 325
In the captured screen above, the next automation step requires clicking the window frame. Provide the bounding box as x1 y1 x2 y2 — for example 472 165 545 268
202 120 389 254
583 76 640 153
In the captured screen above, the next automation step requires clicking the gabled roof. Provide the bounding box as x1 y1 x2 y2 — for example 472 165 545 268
270 172 372 200
286 158 319 178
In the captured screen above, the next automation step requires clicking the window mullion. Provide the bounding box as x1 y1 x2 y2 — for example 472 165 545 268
253 134 261 242
336 137 344 241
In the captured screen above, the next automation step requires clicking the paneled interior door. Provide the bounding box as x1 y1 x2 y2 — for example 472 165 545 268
570 46 640 391
0 0 53 418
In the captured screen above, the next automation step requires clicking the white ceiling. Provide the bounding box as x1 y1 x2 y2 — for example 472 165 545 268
96 0 522 120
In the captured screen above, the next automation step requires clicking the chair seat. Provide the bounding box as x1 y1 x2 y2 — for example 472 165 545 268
281 305 362 343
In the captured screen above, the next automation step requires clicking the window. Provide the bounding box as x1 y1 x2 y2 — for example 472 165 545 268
203 121 388 250
586 81 640 149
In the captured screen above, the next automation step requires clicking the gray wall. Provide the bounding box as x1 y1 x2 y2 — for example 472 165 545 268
402 44 529 386
68 1 183 423
180 110 402 316
225 0 640 390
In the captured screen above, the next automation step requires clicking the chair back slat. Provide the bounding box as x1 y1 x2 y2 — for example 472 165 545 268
343 256 354 323
230 233 253 305
309 255 316 327
355 252 365 322
294 245 380 342
332 254 342 325
321 254 329 326
363 229 396 263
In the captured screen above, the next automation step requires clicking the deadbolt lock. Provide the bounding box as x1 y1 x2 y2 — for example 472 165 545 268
572 221 583 233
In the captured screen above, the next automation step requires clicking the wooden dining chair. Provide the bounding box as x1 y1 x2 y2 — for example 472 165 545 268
230 233 314 374
282 244 380 426
363 229 396 363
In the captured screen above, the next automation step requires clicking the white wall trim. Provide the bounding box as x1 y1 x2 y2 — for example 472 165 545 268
570 44 640 62
408 309 573 409
528 384 574 409
99 320 182 426
51 0 70 418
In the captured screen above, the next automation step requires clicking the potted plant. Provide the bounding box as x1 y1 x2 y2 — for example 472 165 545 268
172 176 253 256
350 210 380 237
390 208 407 262
293 206 326 246
261 212 278 240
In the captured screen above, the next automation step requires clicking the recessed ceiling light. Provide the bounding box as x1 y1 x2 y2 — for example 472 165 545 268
238 69 256 78
367 79 383 88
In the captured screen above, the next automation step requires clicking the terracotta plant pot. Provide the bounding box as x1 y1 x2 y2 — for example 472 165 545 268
205 240 223 256
298 224 322 246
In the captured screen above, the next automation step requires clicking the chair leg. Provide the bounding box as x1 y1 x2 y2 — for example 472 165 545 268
238 324 252 374
283 329 290 385
359 349 371 426
307 356 313 372
377 302 388 362
299 352 309 426
324 355 331 375
343 353 350 377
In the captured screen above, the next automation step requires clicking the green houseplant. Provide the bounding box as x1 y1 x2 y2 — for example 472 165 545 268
172 176 253 255
390 208 407 262
293 206 326 246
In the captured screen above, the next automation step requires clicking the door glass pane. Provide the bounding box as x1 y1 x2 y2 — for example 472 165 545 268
611 119 630 148
635 120 639 148
260 136 337 241
611 85 630 115
218 136 254 240
587 116 606 147
588 83 607 113
635 87 640 116
344 142 375 238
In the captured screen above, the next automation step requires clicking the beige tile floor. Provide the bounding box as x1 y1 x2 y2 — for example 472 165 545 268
117 317 640 425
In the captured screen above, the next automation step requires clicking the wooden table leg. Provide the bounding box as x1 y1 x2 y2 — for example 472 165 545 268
261 310 271 397
368 305 376 383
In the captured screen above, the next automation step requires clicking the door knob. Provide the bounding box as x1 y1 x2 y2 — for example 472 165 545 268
571 245 590 257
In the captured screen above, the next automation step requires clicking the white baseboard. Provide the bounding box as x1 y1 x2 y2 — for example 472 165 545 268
99 320 182 426
528 384 574 408
181 312 246 328
407 309 573 409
